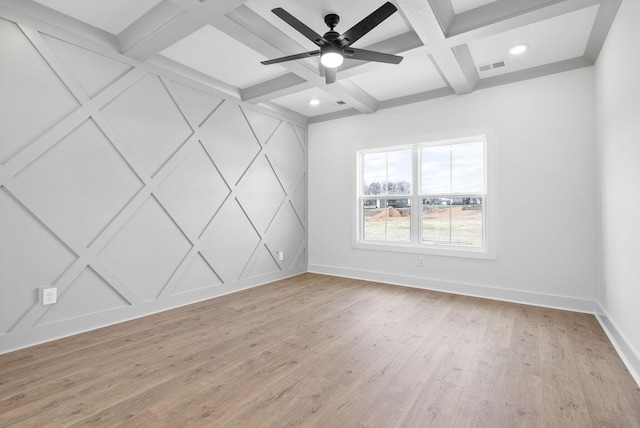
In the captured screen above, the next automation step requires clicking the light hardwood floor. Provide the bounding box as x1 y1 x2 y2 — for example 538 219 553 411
1 273 639 427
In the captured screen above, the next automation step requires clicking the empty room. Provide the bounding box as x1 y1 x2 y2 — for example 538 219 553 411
1 0 639 426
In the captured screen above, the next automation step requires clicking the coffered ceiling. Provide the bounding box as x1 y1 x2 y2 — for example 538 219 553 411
0 0 621 123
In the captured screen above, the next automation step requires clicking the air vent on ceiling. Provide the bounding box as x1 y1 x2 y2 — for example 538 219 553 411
478 60 507 72
336 101 346 105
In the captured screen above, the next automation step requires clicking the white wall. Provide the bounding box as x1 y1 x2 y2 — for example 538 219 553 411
0 17 307 353
309 67 599 311
595 0 640 381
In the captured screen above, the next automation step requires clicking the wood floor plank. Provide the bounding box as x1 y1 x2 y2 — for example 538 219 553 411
400 378 463 427
1 273 638 427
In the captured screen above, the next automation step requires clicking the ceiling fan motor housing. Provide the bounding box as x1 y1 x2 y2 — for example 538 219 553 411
324 13 340 29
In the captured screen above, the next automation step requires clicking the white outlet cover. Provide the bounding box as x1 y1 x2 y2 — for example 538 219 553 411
41 287 57 305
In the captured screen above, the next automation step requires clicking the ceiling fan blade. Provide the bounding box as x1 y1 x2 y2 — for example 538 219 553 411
340 2 397 47
345 48 403 64
271 8 328 46
261 50 320 65
325 66 337 84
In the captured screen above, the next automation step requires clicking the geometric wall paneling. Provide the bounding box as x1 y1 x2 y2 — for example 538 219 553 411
0 18 80 165
298 249 307 268
266 122 306 192
200 102 262 186
36 267 128 326
156 143 230 240
172 82 224 127
0 188 78 333
241 106 283 146
98 196 192 302
294 125 307 150
41 34 133 99
15 118 144 246
0 16 307 352
100 73 193 177
264 203 306 271
290 174 307 222
200 199 261 284
246 244 281 279
235 155 287 235
171 253 222 296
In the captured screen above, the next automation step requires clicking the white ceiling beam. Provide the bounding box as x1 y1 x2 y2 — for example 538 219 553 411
451 44 479 91
122 12 206 60
121 0 248 61
584 0 622 62
396 0 478 94
325 80 378 114
428 48 477 94
118 1 183 53
258 101 309 124
427 0 455 34
242 75 314 103
308 108 361 124
148 55 241 99
166 0 202 10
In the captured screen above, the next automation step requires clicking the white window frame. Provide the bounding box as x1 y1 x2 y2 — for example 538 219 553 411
354 135 496 260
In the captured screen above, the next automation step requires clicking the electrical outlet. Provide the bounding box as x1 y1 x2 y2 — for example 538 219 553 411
41 287 57 305
418 257 425 267
278 251 284 261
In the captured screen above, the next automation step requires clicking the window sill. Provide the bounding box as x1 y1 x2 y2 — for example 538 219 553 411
353 241 496 260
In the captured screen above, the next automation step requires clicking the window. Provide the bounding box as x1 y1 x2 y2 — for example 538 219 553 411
361 149 412 243
356 136 494 259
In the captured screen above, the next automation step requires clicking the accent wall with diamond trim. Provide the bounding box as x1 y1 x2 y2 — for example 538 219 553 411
0 17 307 353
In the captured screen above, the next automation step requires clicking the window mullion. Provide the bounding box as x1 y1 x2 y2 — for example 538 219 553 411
449 146 453 244
411 146 421 244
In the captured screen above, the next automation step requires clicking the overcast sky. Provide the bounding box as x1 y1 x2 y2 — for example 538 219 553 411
363 141 484 195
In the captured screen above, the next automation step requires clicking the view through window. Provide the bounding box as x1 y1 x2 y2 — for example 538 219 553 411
358 137 487 253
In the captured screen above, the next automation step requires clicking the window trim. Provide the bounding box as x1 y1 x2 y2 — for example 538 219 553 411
354 134 497 260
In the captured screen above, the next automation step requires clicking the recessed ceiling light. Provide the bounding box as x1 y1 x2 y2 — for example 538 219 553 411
509 44 528 55
309 99 320 106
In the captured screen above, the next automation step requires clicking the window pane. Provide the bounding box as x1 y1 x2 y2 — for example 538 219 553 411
363 199 385 240
422 198 451 245
422 146 450 194
363 199 411 242
387 150 412 195
451 197 483 247
363 152 387 195
452 141 484 193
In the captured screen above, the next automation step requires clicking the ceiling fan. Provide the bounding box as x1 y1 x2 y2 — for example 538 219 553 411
261 2 403 84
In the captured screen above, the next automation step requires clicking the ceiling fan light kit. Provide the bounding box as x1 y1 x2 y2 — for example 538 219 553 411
321 50 343 68
261 2 403 84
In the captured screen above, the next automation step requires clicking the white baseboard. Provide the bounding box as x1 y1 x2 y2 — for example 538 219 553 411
308 264 598 313
595 303 640 387
0 267 306 355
